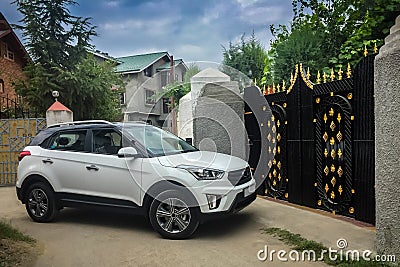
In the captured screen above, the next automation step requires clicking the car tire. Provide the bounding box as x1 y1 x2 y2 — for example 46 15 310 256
25 182 58 223
149 189 200 239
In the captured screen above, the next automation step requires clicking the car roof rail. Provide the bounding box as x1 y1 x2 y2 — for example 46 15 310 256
47 120 114 128
121 121 149 124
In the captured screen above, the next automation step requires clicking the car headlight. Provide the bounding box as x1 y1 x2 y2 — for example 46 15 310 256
177 165 225 180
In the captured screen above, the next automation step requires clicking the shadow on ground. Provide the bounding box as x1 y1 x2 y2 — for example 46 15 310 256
53 207 256 239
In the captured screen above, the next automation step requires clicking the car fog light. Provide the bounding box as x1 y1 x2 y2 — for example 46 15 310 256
206 194 221 210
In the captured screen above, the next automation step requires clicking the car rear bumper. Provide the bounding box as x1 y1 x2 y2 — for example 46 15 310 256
16 186 23 202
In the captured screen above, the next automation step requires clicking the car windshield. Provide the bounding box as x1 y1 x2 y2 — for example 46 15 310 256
122 125 198 156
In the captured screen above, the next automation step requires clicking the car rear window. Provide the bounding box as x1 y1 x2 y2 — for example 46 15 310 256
29 130 56 147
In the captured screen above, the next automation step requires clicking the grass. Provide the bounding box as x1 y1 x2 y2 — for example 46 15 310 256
0 220 36 267
0 220 34 243
262 227 393 267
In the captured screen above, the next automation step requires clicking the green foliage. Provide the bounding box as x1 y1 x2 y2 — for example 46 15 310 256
54 54 124 121
12 0 96 69
159 63 200 107
183 63 201 84
267 0 400 83
222 32 270 85
0 220 34 243
268 23 330 84
12 0 124 120
262 227 392 266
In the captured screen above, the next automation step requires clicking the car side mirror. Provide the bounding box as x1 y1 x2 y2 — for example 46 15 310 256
117 147 139 158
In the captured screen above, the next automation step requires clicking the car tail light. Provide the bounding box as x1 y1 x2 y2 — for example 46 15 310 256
18 151 31 162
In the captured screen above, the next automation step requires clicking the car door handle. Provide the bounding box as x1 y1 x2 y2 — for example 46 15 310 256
86 165 99 171
42 159 53 164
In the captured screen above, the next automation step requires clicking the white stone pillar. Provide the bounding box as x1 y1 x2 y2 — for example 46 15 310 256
374 15 400 258
46 101 73 126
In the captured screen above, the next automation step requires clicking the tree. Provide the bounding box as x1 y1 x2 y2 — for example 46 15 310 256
160 63 201 107
12 0 124 120
268 23 330 84
267 0 400 83
55 54 124 120
222 32 270 86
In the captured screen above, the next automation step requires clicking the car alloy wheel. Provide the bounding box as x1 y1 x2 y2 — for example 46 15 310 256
28 188 49 218
25 182 58 223
149 189 200 239
156 197 191 234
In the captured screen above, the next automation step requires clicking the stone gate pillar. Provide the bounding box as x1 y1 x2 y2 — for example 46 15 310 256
374 15 400 258
180 68 246 160
46 100 73 126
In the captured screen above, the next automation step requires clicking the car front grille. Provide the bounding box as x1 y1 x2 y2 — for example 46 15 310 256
228 167 252 186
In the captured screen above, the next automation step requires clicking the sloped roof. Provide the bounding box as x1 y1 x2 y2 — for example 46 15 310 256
88 49 121 63
115 52 168 73
0 30 11 38
156 59 186 71
0 12 30 65
47 101 72 112
191 68 230 80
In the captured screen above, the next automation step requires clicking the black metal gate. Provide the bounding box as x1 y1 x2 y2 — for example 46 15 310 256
245 55 376 224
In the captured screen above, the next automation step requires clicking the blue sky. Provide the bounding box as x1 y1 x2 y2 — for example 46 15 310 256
0 0 293 63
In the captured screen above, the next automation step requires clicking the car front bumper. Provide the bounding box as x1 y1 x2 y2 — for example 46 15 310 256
192 176 257 216
198 191 257 222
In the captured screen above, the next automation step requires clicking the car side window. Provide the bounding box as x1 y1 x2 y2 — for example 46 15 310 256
47 130 88 152
92 129 122 155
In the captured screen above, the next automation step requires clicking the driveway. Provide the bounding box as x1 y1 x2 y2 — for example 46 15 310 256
0 187 374 266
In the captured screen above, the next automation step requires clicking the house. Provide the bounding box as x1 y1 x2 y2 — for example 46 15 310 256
0 12 29 99
88 49 121 65
114 51 187 128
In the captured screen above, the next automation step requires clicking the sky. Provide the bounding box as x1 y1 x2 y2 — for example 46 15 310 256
0 0 293 63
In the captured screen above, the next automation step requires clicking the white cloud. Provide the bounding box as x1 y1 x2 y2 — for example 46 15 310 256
102 20 144 31
100 16 181 34
235 0 261 7
104 1 120 8
201 7 220 24
239 6 285 25
177 44 203 56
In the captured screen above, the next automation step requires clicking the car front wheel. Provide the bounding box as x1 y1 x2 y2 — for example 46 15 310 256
25 182 58 223
149 190 199 239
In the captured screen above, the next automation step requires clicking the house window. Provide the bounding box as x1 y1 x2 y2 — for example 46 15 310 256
0 79 4 93
145 89 155 105
161 71 170 88
120 93 126 105
144 66 153 77
4 44 14 61
162 98 171 114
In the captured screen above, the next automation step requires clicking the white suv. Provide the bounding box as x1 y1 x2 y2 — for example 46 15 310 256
16 121 256 239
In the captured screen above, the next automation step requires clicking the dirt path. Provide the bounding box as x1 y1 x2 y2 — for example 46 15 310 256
0 187 374 266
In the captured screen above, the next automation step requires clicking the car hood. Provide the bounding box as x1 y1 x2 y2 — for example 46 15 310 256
157 151 248 172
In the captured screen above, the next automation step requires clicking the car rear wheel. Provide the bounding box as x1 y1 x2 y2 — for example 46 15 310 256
25 182 58 223
149 190 199 239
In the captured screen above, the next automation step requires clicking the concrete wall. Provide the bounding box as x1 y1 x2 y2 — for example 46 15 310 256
178 68 246 159
124 72 162 117
46 110 73 126
177 92 193 140
374 15 400 259
190 68 230 99
193 80 246 159
123 62 187 127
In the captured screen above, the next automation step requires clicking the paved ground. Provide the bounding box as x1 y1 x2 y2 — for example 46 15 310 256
0 187 375 266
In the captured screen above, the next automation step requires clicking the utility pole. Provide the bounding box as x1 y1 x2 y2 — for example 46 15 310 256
170 55 177 134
